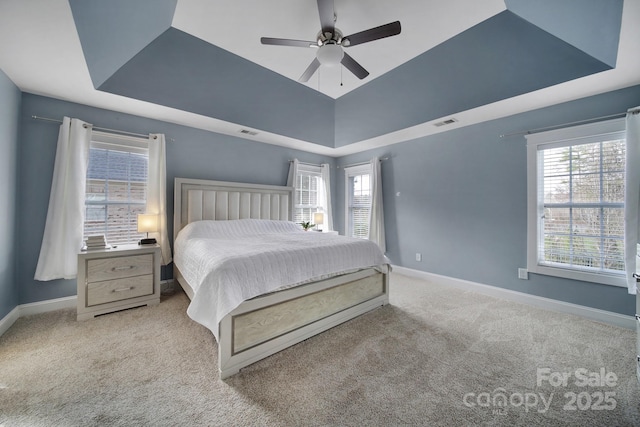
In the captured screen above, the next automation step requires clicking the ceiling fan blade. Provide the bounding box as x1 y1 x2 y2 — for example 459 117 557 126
317 0 335 35
342 21 401 47
299 58 321 82
341 52 369 80
261 37 316 48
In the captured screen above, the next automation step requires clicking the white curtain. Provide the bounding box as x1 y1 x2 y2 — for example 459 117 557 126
287 158 299 188
35 117 92 281
625 107 640 294
148 134 172 265
368 157 386 252
320 163 333 231
287 158 299 223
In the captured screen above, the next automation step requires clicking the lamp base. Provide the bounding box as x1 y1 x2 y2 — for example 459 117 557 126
139 238 157 245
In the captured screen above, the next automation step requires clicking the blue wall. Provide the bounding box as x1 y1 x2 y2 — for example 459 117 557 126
336 84 640 316
8 85 640 318
67 1 623 151
16 93 336 305
70 0 177 88
0 69 20 319
334 10 613 147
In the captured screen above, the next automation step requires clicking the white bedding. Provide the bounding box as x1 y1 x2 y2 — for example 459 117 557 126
174 219 388 339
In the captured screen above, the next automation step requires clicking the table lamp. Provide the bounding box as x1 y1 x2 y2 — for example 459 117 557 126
313 212 324 232
137 213 158 245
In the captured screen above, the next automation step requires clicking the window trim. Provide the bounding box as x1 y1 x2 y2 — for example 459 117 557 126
92 130 149 151
293 163 323 224
84 131 150 245
526 118 626 287
344 163 372 239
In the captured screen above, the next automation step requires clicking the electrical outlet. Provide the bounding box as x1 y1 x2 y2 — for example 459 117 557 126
518 268 528 280
416 253 422 262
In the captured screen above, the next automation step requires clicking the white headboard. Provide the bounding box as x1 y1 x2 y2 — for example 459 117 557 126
174 178 294 240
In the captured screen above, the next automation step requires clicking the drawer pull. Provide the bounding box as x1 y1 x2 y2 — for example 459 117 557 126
113 286 134 293
112 265 135 272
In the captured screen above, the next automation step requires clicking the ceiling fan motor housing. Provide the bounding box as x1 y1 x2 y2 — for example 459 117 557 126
317 28 343 46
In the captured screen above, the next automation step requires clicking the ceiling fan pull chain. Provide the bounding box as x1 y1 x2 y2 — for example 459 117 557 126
340 65 343 87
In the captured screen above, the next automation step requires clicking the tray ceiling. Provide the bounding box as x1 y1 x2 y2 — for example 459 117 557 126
0 0 637 156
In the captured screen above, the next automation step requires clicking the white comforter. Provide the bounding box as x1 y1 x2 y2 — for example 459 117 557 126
174 219 388 339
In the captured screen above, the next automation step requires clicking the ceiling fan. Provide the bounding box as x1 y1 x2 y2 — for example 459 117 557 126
260 0 401 82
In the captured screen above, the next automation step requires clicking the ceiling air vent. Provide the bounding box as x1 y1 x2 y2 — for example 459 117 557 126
239 129 258 136
433 118 458 127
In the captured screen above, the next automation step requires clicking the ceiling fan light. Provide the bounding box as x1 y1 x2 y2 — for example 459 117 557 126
316 44 344 66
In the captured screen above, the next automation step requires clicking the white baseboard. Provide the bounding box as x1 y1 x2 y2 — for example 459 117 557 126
1 280 175 337
3 272 633 337
0 295 77 337
391 265 635 330
0 306 20 337
19 295 77 316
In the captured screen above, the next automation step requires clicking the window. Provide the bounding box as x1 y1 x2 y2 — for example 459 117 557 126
526 119 626 286
345 164 372 239
84 132 149 245
293 164 323 224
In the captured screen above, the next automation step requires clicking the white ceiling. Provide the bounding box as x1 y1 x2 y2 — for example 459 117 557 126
172 0 507 99
0 0 639 157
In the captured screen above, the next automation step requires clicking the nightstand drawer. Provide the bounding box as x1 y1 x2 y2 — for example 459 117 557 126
87 254 152 282
78 244 160 320
87 274 154 306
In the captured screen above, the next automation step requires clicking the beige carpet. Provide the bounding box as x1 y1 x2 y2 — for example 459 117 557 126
1 273 639 426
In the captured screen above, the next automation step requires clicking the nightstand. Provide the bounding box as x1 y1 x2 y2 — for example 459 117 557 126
77 244 161 320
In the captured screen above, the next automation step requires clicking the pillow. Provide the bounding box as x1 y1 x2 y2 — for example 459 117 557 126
177 218 302 241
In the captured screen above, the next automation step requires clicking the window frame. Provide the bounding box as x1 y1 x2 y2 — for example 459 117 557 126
526 118 627 287
293 163 324 224
84 131 149 245
344 163 372 239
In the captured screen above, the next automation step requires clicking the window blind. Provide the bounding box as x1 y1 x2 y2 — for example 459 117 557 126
348 172 371 239
294 164 323 224
84 137 149 245
538 137 625 274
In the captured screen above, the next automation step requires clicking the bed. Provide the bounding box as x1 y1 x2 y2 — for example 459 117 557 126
173 178 390 379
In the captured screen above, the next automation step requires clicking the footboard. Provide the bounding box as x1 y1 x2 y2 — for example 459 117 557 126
172 179 390 379
218 268 389 379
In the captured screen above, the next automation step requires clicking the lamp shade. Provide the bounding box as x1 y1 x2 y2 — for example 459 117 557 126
137 214 159 233
313 212 324 225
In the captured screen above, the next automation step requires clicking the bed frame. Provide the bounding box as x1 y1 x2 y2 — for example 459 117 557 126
173 178 389 379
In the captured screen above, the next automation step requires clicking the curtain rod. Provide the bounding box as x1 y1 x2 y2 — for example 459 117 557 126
289 158 389 169
31 115 157 140
499 109 639 139
289 160 323 167
338 157 389 169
